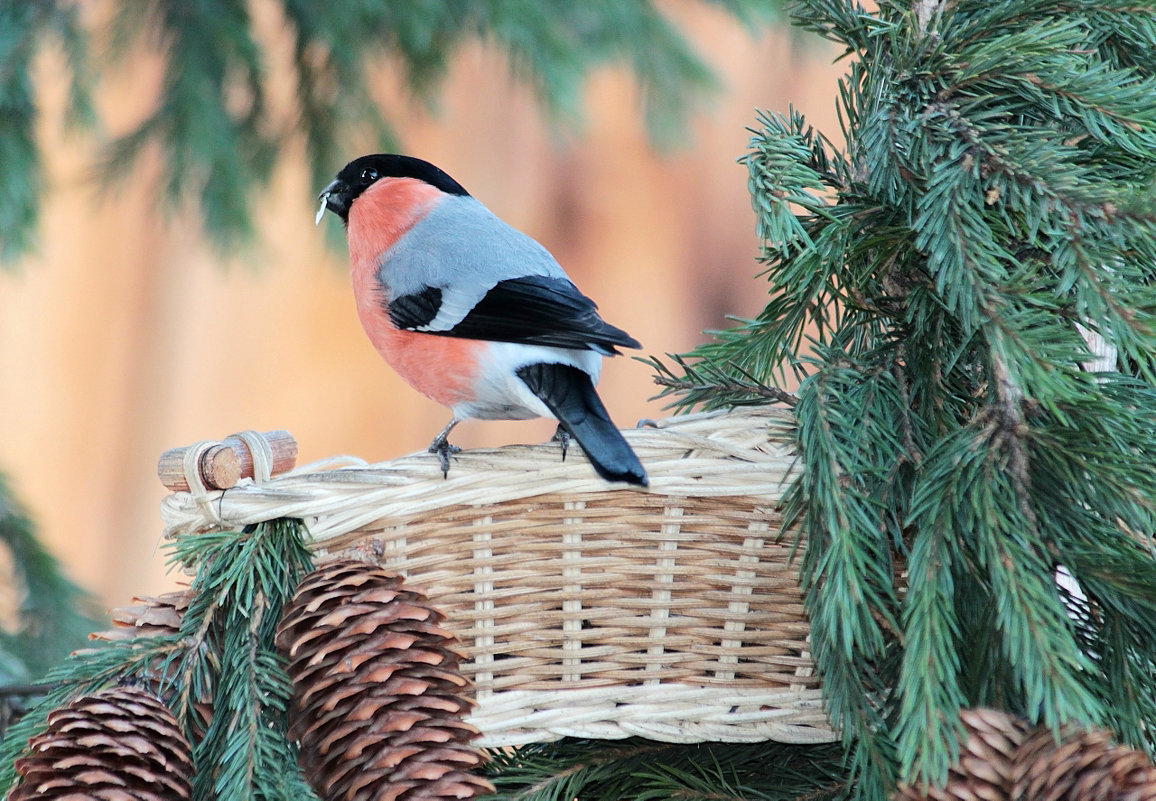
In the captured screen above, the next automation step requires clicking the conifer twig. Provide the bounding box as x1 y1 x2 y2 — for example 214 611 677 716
651 374 799 407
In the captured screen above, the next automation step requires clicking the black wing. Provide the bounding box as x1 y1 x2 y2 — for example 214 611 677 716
388 275 641 354
388 286 443 329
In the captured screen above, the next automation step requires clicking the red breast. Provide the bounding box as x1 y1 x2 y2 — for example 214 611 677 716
347 177 484 408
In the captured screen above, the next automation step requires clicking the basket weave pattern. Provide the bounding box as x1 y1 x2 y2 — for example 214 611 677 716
161 408 834 746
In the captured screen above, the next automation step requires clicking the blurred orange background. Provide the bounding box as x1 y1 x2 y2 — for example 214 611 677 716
0 3 843 611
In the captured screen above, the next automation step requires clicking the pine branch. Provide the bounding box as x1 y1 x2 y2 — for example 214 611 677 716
633 755 846 801
786 346 909 799
165 519 317 801
0 637 185 791
0 477 101 683
652 0 1156 797
644 353 799 409
483 738 847 801
0 2 93 261
0 518 319 800
2 0 782 262
485 739 675 801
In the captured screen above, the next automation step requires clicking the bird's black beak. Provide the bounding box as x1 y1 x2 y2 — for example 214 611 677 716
316 178 350 225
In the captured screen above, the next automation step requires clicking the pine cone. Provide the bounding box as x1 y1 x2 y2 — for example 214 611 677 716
894 708 1030 801
894 708 1156 801
1012 725 1156 801
89 590 192 642
10 684 193 801
275 559 493 801
85 589 213 737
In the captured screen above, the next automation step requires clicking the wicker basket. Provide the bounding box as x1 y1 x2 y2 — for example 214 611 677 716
161 407 833 746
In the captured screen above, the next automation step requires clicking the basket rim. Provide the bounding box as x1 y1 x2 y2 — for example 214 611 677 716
161 407 797 544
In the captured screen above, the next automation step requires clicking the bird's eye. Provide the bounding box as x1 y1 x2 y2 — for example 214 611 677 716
360 168 379 183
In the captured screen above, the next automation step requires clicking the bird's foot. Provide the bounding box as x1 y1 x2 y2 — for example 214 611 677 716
428 435 461 478
550 424 571 462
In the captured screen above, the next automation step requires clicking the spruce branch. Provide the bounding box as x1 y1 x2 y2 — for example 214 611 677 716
0 518 319 801
164 520 317 801
172 583 220 737
484 738 846 801
645 353 799 409
0 478 101 684
0 1 92 262
786 347 909 799
487 739 675 801
1 0 782 262
0 636 185 790
651 0 1156 796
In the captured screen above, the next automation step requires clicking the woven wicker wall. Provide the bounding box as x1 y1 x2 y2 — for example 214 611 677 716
331 492 809 690
0 2 843 608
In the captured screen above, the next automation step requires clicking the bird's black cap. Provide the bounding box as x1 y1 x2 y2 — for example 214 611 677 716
318 154 470 223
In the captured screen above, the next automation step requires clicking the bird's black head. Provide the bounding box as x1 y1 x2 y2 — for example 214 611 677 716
317 154 471 224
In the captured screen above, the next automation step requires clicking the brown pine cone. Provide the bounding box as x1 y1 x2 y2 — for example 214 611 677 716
84 589 213 737
894 708 1030 801
894 708 1156 801
10 684 193 801
89 590 192 643
1012 725 1156 801
275 558 492 801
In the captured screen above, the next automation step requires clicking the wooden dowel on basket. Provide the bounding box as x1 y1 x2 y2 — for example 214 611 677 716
157 430 297 492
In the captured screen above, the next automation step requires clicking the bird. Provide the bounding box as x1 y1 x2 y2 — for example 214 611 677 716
316 153 648 487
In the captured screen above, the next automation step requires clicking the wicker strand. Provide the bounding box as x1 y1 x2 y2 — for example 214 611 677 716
232 429 274 483
182 439 223 525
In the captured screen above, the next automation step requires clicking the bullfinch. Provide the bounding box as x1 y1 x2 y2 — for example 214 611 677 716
317 154 648 487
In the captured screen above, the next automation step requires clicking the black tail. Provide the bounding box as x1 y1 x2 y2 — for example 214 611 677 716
516 363 648 487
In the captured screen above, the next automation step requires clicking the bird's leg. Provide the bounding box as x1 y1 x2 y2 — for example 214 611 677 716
550 423 571 461
428 417 462 478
